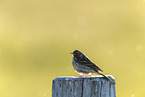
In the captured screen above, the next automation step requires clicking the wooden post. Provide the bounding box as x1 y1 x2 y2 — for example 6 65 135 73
52 75 116 97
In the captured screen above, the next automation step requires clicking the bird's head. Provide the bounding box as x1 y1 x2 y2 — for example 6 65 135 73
70 50 83 57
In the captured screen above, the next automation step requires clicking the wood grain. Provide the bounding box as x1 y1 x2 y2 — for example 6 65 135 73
52 75 116 97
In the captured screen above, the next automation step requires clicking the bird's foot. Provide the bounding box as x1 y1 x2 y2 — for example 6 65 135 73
73 75 88 78
81 75 88 77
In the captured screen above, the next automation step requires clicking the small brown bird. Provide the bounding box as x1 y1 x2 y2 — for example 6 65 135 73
70 49 111 81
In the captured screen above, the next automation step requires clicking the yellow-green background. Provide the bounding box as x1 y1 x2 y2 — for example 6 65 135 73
0 0 145 97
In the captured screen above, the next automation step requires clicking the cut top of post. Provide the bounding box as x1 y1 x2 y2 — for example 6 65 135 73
54 75 115 83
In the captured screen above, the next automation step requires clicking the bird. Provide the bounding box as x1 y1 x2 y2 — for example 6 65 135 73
70 49 111 81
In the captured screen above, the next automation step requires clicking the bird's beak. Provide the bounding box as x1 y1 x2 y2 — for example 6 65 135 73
70 52 73 54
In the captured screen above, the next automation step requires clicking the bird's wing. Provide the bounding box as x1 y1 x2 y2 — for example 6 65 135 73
84 63 103 72
75 56 103 72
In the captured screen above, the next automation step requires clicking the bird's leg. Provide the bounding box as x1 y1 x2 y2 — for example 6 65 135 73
73 75 81 77
81 74 88 77
73 75 87 77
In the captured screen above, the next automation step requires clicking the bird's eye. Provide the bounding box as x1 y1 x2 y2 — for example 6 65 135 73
78 52 81 55
76 52 80 55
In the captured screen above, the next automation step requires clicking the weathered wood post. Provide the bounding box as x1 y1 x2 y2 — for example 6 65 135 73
52 75 116 97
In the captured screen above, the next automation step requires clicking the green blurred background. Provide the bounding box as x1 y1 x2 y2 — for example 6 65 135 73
0 0 145 97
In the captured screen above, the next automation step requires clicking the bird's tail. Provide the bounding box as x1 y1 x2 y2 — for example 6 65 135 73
97 72 112 81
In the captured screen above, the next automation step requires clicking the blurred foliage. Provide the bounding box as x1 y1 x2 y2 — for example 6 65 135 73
0 0 145 97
